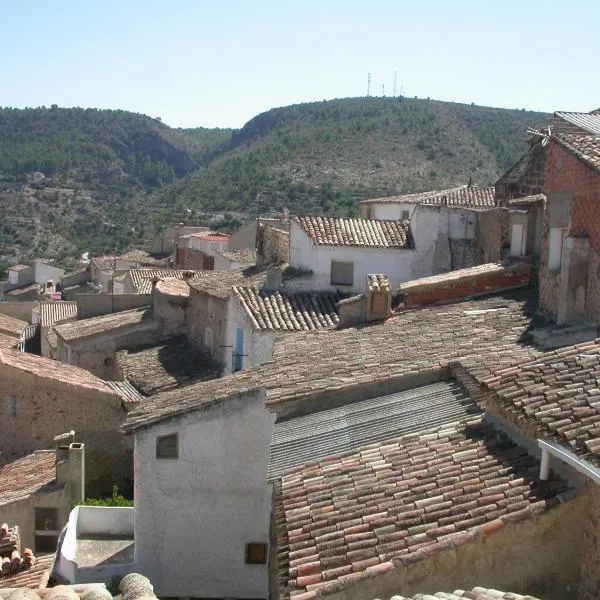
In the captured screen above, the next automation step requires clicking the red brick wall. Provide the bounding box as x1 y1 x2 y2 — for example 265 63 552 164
546 141 600 251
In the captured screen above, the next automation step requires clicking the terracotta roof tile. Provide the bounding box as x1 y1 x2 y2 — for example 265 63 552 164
0 451 57 505
482 339 600 465
54 308 154 342
129 269 208 295
90 256 116 271
188 267 268 298
274 419 571 599
39 301 77 328
295 216 411 248
506 193 546 207
215 248 257 264
0 314 27 337
360 186 496 208
554 133 600 173
233 286 344 331
118 249 166 266
8 265 30 272
366 274 390 292
116 336 221 396
376 588 541 600
154 278 190 297
0 554 53 590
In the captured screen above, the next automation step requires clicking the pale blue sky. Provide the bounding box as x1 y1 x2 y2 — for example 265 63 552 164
1 0 598 128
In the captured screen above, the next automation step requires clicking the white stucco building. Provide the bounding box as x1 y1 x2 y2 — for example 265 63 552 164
289 216 415 294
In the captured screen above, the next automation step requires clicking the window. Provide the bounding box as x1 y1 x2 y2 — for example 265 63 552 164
245 542 267 564
330 260 354 286
34 508 60 553
6 395 16 417
549 228 566 271
156 433 178 459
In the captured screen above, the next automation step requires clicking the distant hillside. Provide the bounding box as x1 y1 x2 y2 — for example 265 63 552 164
0 99 549 265
149 97 549 216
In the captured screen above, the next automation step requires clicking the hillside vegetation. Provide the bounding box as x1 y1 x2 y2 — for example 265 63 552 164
0 98 548 264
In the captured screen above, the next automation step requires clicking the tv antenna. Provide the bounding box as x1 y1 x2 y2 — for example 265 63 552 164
367 73 371 97
393 71 397 97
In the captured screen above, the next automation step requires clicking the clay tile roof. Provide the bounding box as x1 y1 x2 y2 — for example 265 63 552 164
54 307 153 342
154 278 190 297
274 418 571 600
295 216 412 248
188 267 267 298
360 185 496 208
118 249 165 266
123 290 543 433
0 451 57 505
378 588 541 600
90 256 116 271
0 313 27 337
39 301 77 327
233 286 344 331
0 332 20 350
116 336 222 396
482 339 600 465
506 193 546 206
129 269 208 295
8 264 30 272
214 248 257 264
0 554 54 590
554 133 600 173
367 274 390 292
102 380 144 407
0 349 116 394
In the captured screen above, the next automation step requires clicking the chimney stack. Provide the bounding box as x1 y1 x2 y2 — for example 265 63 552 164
54 431 85 504
366 274 392 321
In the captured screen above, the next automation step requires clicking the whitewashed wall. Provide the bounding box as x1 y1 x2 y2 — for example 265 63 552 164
133 391 274 599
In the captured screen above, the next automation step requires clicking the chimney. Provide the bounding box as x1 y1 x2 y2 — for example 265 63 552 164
365 274 392 322
54 431 85 504
263 265 282 292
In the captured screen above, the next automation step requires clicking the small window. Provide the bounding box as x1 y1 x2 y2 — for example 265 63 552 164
7 395 16 418
34 508 60 553
330 261 354 286
156 433 178 459
549 228 566 271
245 542 267 564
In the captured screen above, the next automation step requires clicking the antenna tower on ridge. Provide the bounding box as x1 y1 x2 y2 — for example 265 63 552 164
367 73 371 97
393 71 397 97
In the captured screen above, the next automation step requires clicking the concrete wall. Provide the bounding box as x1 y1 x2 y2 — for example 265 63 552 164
0 486 70 551
0 367 131 495
308 491 588 600
289 220 415 294
76 294 151 320
0 301 36 322
133 391 274 598
224 295 275 374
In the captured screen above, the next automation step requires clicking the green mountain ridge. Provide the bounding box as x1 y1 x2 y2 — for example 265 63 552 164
0 98 549 266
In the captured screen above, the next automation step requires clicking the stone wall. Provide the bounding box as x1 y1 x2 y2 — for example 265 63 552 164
153 288 188 338
477 208 510 263
578 484 600 600
257 224 290 266
0 366 131 495
176 247 212 270
495 142 547 201
187 289 229 367
311 491 588 600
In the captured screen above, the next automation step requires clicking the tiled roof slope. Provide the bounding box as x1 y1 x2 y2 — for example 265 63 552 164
0 313 27 337
360 186 496 209
188 268 267 298
118 249 166 266
116 336 221 396
482 340 600 465
0 349 116 394
555 133 600 173
274 417 570 600
90 256 116 271
0 554 53 590
233 286 344 331
0 332 20 350
295 216 411 248
215 248 257 264
379 589 540 600
54 307 153 342
129 269 208 294
506 193 546 206
123 291 542 432
155 278 190 297
0 451 57 505
39 301 77 327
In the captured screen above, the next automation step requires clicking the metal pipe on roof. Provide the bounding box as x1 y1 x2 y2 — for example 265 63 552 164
537 439 600 485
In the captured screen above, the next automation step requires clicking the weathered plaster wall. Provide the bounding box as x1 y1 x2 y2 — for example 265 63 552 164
477 208 510 263
289 221 415 294
0 301 36 322
0 487 71 551
76 295 150 320
153 289 188 337
311 492 588 600
187 289 229 366
133 391 274 598
0 368 131 495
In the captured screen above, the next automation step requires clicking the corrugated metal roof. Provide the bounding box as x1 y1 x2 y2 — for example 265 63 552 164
268 380 480 480
555 112 600 135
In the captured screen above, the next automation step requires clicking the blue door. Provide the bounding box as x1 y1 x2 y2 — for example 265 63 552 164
233 328 244 372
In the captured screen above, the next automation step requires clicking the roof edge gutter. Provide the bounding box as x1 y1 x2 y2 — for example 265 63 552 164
538 439 600 485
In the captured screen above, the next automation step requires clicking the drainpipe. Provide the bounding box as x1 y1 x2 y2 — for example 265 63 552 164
538 439 600 485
